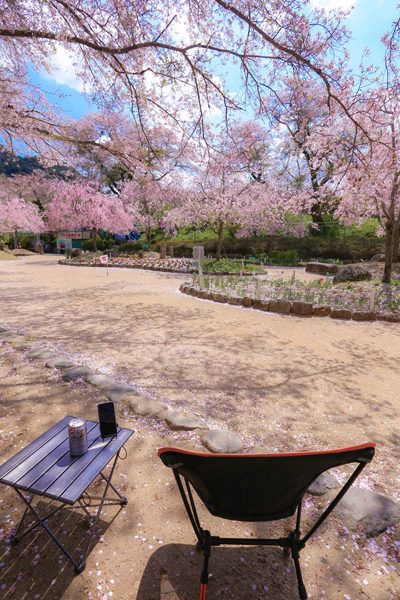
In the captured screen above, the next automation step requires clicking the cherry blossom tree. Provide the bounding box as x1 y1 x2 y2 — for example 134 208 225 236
335 88 400 283
46 180 133 251
266 76 356 234
0 191 46 247
120 176 182 250
0 0 357 151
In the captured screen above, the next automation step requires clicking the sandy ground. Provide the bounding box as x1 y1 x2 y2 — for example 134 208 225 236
0 255 399 600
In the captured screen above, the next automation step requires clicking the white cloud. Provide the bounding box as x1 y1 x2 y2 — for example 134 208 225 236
42 45 86 92
310 0 356 12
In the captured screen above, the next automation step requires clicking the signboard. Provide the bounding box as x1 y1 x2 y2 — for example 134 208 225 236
57 231 91 240
57 238 72 250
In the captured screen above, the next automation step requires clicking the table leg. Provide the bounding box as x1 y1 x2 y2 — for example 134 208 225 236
12 488 81 572
79 450 127 570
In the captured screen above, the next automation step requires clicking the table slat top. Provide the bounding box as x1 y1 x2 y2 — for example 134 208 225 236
0 417 134 505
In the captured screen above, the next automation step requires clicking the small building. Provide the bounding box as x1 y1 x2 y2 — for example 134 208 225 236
57 230 91 252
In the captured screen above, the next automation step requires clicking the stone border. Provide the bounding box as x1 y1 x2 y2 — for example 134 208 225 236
179 283 400 323
1 324 399 536
58 259 265 276
0 326 242 454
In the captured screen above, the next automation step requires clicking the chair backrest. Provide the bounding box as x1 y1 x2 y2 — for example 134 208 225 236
158 444 375 521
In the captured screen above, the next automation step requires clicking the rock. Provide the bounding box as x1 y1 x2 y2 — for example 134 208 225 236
312 305 331 317
227 296 242 305
211 293 228 303
291 301 313 316
127 396 168 418
0 326 9 332
14 341 36 350
106 384 139 402
165 411 208 431
305 262 339 275
26 348 57 360
242 297 253 308
46 356 75 369
333 265 372 283
308 472 339 496
2 334 27 343
201 430 243 453
85 373 115 388
330 309 352 320
268 299 291 314
352 311 376 322
335 487 400 537
370 254 385 262
376 312 400 323
62 365 92 380
252 299 270 311
0 330 17 339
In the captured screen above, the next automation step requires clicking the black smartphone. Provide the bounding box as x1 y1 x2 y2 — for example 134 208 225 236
98 402 118 438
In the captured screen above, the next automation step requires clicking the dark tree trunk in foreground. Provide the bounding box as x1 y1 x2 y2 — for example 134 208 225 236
146 226 151 250
392 225 399 263
216 220 224 261
92 227 97 252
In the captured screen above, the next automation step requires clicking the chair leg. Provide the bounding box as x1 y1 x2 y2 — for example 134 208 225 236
198 531 211 600
289 531 307 600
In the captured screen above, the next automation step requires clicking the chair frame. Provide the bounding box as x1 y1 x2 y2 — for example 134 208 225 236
159 444 375 600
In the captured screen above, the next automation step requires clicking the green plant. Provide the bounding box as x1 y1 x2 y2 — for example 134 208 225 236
117 241 143 253
268 249 300 264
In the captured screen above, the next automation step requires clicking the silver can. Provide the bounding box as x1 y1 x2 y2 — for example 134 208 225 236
68 418 88 456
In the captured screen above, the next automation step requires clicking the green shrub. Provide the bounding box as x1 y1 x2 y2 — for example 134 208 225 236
117 241 143 253
269 249 300 264
82 238 114 251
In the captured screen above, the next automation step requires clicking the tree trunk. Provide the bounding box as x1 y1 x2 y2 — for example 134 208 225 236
92 227 97 252
383 225 394 283
14 229 19 249
392 225 399 263
146 226 151 250
216 220 224 261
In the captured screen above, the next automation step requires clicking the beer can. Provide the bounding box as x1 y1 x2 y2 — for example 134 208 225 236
68 418 88 456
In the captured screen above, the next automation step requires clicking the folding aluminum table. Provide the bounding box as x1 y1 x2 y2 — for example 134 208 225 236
0 415 134 573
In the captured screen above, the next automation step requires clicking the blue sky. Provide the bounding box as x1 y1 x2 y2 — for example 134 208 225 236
33 0 398 121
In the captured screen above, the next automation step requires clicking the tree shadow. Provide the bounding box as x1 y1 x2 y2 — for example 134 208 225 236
0 497 121 599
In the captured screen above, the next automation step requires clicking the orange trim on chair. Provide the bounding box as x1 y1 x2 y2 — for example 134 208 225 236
158 442 375 460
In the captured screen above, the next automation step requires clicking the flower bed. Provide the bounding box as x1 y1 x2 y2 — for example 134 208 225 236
60 255 196 273
181 274 400 323
59 255 265 275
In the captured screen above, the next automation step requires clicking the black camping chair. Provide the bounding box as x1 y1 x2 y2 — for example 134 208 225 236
158 443 375 600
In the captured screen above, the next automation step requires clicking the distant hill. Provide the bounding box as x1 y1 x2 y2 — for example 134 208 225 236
0 147 78 180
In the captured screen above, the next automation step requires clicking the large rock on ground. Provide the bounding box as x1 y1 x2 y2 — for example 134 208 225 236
330 308 352 320
201 429 243 453
335 487 400 537
46 356 75 369
333 265 372 283
308 472 339 496
313 305 331 317
106 383 139 402
291 301 313 316
1 334 27 343
126 396 168 418
306 262 339 275
165 411 208 431
352 311 376 322
85 372 115 388
62 365 92 381
27 348 57 360
268 299 291 314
